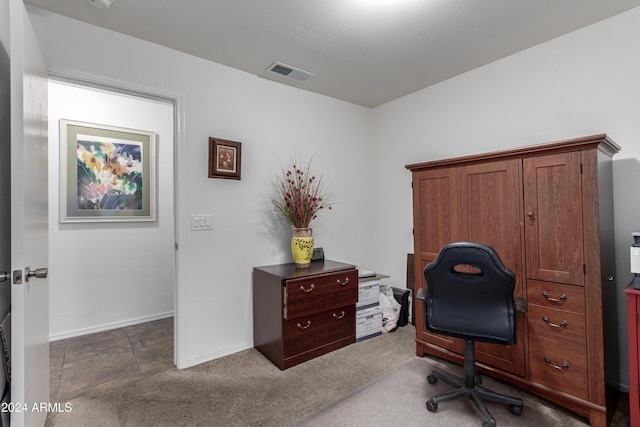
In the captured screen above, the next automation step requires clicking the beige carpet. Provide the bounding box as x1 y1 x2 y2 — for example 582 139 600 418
45 325 621 426
294 357 555 426
46 326 420 426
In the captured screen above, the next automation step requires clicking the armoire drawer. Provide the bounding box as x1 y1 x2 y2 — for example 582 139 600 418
284 269 358 319
283 305 355 357
527 280 585 314
528 328 588 400
527 305 585 341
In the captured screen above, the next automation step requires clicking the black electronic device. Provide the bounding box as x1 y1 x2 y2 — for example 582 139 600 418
311 247 324 261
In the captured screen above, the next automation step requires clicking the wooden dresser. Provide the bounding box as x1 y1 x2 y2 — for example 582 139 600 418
406 134 619 426
253 260 357 369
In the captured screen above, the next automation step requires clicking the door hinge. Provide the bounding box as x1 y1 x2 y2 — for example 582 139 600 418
580 163 583 174
583 264 586 275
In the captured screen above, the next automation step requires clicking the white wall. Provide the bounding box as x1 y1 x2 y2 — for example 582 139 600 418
47 81 175 339
370 6 640 390
27 6 374 368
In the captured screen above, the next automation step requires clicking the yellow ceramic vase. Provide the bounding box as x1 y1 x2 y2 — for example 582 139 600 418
291 228 314 268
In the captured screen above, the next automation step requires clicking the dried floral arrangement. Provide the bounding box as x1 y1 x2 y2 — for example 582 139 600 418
271 157 332 228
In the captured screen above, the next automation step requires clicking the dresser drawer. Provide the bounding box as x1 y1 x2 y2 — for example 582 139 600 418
284 269 357 319
283 305 355 357
528 304 585 341
527 280 585 314
528 327 588 400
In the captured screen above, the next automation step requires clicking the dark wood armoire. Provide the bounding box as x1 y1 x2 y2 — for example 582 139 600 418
406 134 620 426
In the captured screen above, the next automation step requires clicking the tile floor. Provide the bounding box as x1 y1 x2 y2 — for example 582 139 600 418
49 317 174 403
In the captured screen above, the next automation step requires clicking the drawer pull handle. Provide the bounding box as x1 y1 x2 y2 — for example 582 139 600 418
300 284 315 293
337 277 350 286
542 316 568 328
297 321 312 330
333 311 346 319
544 357 569 370
542 291 567 303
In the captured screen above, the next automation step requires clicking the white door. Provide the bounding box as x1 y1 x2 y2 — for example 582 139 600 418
4 1 49 426
0 6 12 427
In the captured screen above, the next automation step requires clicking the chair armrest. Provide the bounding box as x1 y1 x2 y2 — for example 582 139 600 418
416 288 426 301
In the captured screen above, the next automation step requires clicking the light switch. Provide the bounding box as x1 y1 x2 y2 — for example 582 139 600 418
190 214 213 231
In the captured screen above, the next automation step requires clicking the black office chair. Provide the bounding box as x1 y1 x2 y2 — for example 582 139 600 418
417 241 525 427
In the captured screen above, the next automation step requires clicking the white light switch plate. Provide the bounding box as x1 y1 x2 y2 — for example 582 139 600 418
191 214 213 231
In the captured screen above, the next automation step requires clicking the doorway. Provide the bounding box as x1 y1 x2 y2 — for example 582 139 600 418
47 80 176 359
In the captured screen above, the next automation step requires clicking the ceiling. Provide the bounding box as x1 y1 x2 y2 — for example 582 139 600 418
24 0 640 108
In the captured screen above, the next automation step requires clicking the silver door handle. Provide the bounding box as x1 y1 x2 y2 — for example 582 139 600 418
0 272 9 282
25 267 48 282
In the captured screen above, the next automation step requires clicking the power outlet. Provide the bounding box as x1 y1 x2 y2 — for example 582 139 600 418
190 214 213 231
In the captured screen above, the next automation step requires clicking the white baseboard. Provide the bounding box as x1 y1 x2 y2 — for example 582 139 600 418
49 311 174 342
177 343 251 370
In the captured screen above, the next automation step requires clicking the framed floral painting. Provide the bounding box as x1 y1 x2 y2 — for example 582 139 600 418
59 119 156 223
208 137 241 180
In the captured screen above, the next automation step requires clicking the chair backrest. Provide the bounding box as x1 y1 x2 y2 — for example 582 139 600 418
424 241 516 344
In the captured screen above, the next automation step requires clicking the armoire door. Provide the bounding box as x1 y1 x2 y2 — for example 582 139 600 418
523 152 584 286
412 167 464 354
458 159 526 376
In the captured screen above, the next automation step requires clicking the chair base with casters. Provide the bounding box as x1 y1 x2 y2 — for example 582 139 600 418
425 340 524 427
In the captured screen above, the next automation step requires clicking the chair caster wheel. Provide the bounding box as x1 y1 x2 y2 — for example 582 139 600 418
426 399 438 413
482 421 496 427
427 374 437 385
510 404 524 416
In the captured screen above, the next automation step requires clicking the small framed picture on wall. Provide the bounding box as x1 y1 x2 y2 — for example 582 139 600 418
208 137 242 180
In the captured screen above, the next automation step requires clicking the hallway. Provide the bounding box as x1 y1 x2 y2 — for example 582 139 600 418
49 318 174 403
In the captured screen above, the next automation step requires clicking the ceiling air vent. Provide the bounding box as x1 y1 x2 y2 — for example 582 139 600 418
266 62 315 83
